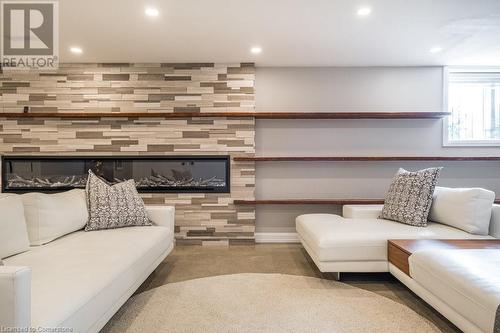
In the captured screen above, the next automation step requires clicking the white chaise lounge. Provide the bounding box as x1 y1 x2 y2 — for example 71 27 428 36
296 203 498 274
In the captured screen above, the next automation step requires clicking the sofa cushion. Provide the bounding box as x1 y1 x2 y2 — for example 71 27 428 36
3 226 173 330
21 189 88 245
0 195 30 259
409 249 500 333
380 167 441 227
429 186 495 235
85 170 151 231
296 214 492 262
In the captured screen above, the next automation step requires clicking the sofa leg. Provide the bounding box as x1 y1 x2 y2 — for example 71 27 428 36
320 272 341 281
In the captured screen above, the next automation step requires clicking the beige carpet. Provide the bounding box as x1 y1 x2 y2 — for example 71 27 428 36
102 273 441 333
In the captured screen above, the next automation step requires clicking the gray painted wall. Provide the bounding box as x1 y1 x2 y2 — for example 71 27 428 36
254 67 500 233
255 67 443 112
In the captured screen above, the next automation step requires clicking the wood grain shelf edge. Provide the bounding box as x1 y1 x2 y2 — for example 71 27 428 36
234 199 500 205
233 156 500 161
233 199 386 205
0 111 451 119
253 112 451 119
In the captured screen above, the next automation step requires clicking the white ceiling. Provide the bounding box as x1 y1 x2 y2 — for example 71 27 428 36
59 0 500 66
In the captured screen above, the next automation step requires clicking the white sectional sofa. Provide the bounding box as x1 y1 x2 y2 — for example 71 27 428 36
0 190 175 333
296 188 500 332
296 204 497 274
391 248 500 333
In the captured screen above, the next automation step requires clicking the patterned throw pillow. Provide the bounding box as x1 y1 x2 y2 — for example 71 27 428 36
85 170 151 231
380 167 442 227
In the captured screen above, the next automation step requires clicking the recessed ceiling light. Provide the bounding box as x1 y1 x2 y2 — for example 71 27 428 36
429 46 443 54
145 7 159 17
70 47 82 54
357 7 372 16
250 47 262 54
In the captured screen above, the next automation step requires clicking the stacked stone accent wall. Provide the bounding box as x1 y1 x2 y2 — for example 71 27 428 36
0 63 255 245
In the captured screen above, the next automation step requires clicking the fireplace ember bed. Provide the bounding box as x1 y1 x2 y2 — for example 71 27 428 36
1 156 230 193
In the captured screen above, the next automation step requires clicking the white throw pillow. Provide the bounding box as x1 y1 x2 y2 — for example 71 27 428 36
429 186 495 235
21 189 89 245
0 195 30 259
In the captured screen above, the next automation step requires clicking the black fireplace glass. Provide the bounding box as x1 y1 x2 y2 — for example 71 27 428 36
1 156 230 193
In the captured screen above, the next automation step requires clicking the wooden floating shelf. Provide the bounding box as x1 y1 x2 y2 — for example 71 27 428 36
0 111 451 119
234 199 500 205
251 112 451 119
234 199 386 205
234 156 500 162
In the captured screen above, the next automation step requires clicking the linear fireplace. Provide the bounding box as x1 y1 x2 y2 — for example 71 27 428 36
1 156 230 193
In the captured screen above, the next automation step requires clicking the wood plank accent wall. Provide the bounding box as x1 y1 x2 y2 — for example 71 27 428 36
0 63 256 245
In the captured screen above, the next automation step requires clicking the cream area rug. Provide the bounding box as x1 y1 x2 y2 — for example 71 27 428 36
102 273 440 333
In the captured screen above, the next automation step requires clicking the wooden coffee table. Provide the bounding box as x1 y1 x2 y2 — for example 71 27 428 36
388 239 500 276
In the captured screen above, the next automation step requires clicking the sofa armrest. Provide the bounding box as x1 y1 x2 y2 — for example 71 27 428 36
146 205 175 233
343 204 384 219
489 204 500 238
0 266 31 328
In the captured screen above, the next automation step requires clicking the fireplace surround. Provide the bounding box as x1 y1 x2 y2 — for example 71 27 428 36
0 63 255 244
1 156 231 193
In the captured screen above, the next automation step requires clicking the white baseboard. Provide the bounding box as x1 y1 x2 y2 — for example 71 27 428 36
255 232 300 243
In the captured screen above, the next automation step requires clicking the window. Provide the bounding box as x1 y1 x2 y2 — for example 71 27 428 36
444 68 500 146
